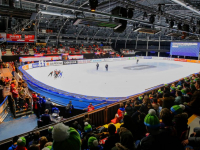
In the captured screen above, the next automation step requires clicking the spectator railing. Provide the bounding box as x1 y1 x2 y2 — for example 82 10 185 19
0 96 9 123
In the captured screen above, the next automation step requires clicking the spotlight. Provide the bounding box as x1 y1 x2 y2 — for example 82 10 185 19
49 0 52 3
89 0 98 12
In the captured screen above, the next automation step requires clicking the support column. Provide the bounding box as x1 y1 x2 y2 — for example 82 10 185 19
135 34 138 49
146 36 149 56
158 36 160 57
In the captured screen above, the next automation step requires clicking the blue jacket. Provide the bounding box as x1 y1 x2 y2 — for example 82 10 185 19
8 144 17 150
52 107 59 113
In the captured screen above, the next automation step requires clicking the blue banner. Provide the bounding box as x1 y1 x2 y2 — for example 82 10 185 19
143 56 152 59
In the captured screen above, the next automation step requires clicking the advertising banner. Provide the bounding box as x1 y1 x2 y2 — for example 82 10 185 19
32 63 39 68
7 34 35 42
152 57 164 60
20 56 62 62
63 60 78 65
90 59 105 63
163 58 174 61
113 58 121 61
45 62 54 66
128 57 136 60
0 33 6 42
143 56 152 59
186 60 199 63
53 61 63 65
28 64 32 69
77 60 91 64
68 55 83 60
104 58 113 62
22 65 29 70
121 57 129 61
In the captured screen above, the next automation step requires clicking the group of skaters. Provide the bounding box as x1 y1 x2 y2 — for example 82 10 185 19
96 63 108 71
48 70 63 78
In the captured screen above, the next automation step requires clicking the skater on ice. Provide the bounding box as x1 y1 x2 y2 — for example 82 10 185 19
96 63 99 70
48 71 53 76
58 71 63 78
136 58 139 64
105 64 108 71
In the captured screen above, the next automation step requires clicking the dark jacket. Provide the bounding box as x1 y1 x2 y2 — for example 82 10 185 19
138 129 184 150
172 113 188 138
188 89 200 109
132 105 141 114
188 137 200 150
104 134 120 150
45 101 53 111
162 96 175 110
139 104 153 115
41 114 51 125
125 105 133 116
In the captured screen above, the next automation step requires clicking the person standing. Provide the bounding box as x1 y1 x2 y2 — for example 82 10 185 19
136 58 139 64
96 63 99 70
105 64 108 71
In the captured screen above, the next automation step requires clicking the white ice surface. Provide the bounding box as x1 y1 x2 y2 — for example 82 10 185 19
26 59 200 97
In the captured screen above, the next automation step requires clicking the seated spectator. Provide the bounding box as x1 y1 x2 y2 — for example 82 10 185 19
104 124 120 150
52 123 81 150
120 115 136 140
125 101 133 116
111 127 134 150
16 137 27 150
137 109 166 150
170 105 188 138
160 108 173 128
174 90 183 105
88 136 103 150
139 96 153 115
39 136 48 150
41 109 51 126
116 103 125 123
8 136 19 150
185 80 200 115
84 122 92 133
28 145 39 150
182 127 200 150
162 93 175 110
72 121 82 137
132 100 141 113
28 131 40 148
88 103 95 112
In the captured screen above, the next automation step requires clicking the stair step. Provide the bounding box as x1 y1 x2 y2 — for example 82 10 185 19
16 108 31 114
15 111 33 117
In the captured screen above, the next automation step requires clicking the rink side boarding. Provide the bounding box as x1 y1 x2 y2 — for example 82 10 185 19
19 57 200 109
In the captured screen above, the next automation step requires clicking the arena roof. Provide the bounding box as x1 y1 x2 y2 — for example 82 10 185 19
1 0 200 43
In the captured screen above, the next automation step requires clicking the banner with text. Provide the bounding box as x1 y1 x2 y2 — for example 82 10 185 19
63 60 78 65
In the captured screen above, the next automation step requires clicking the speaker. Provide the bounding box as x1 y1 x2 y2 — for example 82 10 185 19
111 6 127 17
183 24 189 32
177 23 182 30
127 9 134 19
111 7 127 33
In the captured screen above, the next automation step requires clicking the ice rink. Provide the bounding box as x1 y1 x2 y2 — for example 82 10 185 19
26 59 200 98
